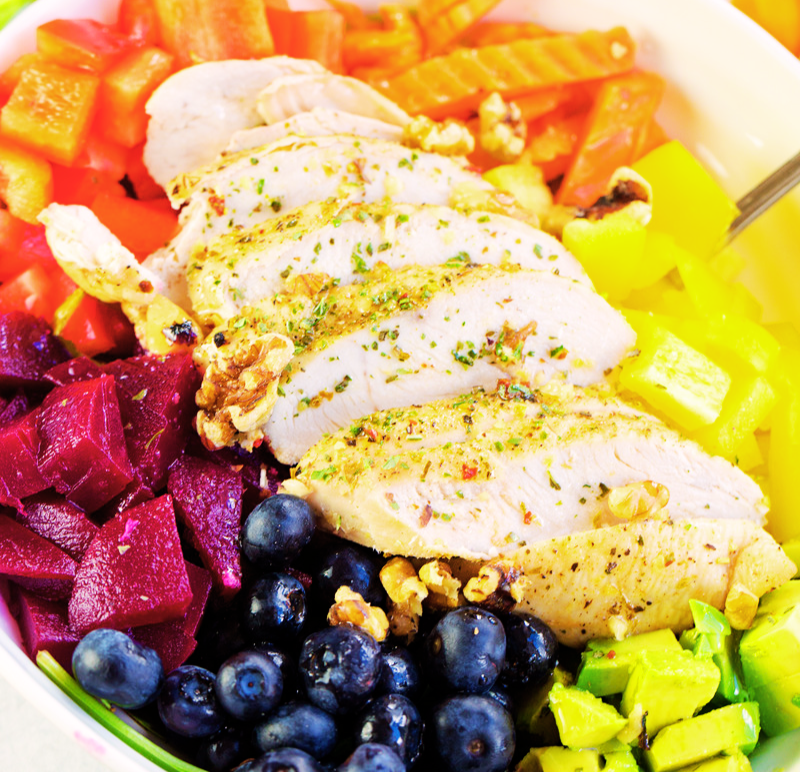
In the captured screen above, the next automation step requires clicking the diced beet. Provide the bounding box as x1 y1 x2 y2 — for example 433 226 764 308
168 457 244 599
0 312 70 389
0 514 77 600
106 355 201 490
44 356 106 387
0 390 31 427
130 624 197 676
17 491 99 561
68 495 191 634
182 561 213 637
0 409 50 507
14 586 80 672
37 375 134 512
94 477 154 523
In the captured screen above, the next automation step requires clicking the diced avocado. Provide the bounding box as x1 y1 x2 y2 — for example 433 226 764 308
687 600 730 637
674 752 752 772
643 702 760 772
680 628 748 706
548 682 627 748
755 579 800 618
621 649 720 734
604 749 642 771
779 541 800 578
515 746 602 772
749 670 800 737
516 666 573 740
578 630 682 697
739 604 800 688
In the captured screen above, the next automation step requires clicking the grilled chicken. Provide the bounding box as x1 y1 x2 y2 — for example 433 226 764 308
225 108 404 154
143 57 325 186
256 73 411 127
188 201 588 327
480 518 795 645
289 384 767 560
209 264 634 461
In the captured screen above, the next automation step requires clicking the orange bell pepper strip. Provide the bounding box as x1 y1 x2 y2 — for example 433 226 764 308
422 0 504 56
90 192 178 262
118 0 162 46
36 19 136 73
97 46 174 147
0 139 54 224
52 166 126 207
382 27 637 119
151 0 274 67
1 60 100 166
556 70 665 207
461 21 552 47
0 53 41 102
267 8 346 73
343 5 423 72
637 118 669 160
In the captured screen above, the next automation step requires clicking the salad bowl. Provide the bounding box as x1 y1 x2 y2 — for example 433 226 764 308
0 0 799 770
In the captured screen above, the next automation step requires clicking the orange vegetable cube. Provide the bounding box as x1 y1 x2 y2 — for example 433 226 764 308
52 166 126 207
0 53 42 101
71 133 129 180
37 19 135 73
1 61 100 165
118 0 162 45
268 9 346 73
125 142 165 200
98 46 174 147
0 139 53 223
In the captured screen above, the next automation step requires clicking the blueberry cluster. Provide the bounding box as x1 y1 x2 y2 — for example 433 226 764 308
72 494 559 772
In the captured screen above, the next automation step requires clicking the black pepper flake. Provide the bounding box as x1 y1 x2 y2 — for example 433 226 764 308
570 562 579 572
605 561 617 574
213 332 226 347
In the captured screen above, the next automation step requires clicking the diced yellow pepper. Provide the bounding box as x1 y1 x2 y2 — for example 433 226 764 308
630 230 679 291
765 321 800 351
632 141 739 257
625 278 698 320
620 325 731 431
562 212 646 302
707 245 747 283
768 393 800 543
701 314 781 374
735 432 764 472
727 283 763 322
482 162 553 216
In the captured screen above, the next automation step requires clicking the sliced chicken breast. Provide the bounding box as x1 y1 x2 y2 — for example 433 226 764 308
289 385 767 560
188 201 588 326
224 108 404 154
144 57 325 186
482 518 795 645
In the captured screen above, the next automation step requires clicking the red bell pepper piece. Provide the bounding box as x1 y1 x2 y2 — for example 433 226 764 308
1 60 100 166
0 139 54 224
0 264 60 320
125 143 165 200
54 289 134 358
118 0 162 46
268 8 346 73
52 166 126 207
36 19 136 74
0 210 27 282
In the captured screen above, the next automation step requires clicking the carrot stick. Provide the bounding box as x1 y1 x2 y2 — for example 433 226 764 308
343 5 422 72
423 0 504 55
382 26 637 119
513 85 589 123
267 8 346 72
416 0 463 29
461 21 552 47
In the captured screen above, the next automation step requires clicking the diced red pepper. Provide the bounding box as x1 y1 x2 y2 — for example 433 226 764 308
71 132 129 180
125 142 165 200
1 61 100 166
118 0 162 46
54 289 134 357
36 19 136 73
0 139 54 223
0 264 56 319
268 8 346 73
97 46 174 148
0 210 27 280
52 166 125 207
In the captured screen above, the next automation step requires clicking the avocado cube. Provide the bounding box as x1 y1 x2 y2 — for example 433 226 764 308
643 702 760 772
578 629 682 697
604 749 642 771
675 752 752 772
755 579 800 619
749 671 800 737
680 628 748 706
548 683 627 748
739 604 800 688
621 650 720 734
516 666 573 739
516 747 602 772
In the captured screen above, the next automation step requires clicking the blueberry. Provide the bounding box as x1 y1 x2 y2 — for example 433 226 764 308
299 626 382 715
316 543 387 609
244 573 307 643
216 651 283 721
498 612 557 688
249 747 326 772
376 647 421 698
242 494 315 567
356 694 423 767
254 643 297 699
431 695 515 772
253 701 338 759
72 629 163 709
425 607 506 694
338 743 405 772
197 726 250 772
158 665 225 738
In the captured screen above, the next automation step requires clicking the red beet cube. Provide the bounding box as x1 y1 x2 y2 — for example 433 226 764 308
130 625 197 676
17 491 99 561
0 390 31 427
181 561 213 637
0 409 50 507
0 514 77 600
68 495 191 634
44 356 106 387
94 477 154 523
14 586 80 672
168 457 244 599
37 375 133 512
0 312 69 389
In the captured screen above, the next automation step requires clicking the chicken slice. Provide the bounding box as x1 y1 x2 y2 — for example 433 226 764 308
144 57 326 187
480 518 795 645
224 108 404 154
207 264 634 461
289 385 767 560
188 201 588 327
256 73 411 127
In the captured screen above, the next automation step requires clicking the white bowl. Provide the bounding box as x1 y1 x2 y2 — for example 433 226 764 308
1 0 799 769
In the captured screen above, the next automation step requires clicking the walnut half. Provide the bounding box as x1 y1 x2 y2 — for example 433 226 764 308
328 587 389 641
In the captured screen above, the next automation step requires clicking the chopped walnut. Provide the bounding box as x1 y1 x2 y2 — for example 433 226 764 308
380 557 428 616
725 582 759 630
402 115 475 156
607 481 670 521
284 272 333 298
328 587 389 641
479 92 526 163
608 614 630 641
419 560 461 609
388 603 419 642
463 562 529 612
194 323 294 450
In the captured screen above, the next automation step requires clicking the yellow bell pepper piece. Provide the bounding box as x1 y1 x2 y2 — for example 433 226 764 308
632 141 739 257
625 278 698 320
768 392 800 543
735 432 764 472
780 539 800 577
707 246 747 283
765 321 800 351
620 325 731 431
701 314 781 374
630 230 679 291
482 162 552 216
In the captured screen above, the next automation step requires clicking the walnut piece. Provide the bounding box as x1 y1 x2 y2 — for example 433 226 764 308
328 587 389 641
380 557 428 616
388 603 419 642
419 560 461 609
463 562 529 612
725 582 759 630
479 92 526 163
402 115 475 156
607 481 670 521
